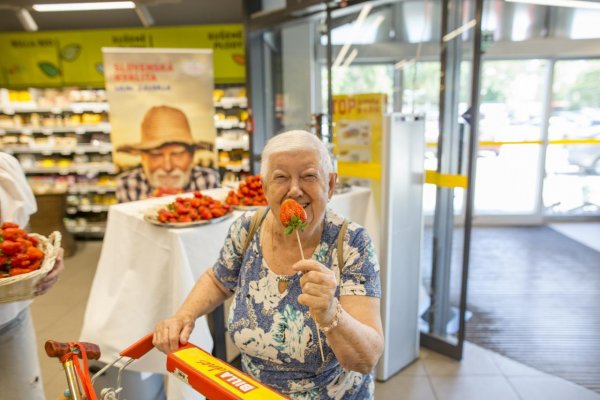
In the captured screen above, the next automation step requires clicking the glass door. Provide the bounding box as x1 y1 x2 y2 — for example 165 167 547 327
419 0 484 360
245 12 326 167
545 59 600 216
474 59 549 223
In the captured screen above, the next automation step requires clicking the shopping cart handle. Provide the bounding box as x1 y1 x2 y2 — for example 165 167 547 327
45 340 101 360
119 333 155 359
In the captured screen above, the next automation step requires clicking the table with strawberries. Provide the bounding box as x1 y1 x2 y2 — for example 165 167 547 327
79 184 379 396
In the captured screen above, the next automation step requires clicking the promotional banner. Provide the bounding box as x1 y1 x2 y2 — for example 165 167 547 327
104 48 217 201
0 24 244 87
332 93 387 210
332 93 386 179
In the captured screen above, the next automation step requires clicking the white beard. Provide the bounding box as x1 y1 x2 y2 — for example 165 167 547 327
147 168 192 189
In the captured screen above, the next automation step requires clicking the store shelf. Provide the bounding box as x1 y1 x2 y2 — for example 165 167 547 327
0 102 109 115
66 204 111 214
68 185 117 194
23 164 116 175
214 97 247 109
65 224 107 238
0 123 111 135
219 163 250 172
215 120 246 130
215 138 249 151
3 144 113 155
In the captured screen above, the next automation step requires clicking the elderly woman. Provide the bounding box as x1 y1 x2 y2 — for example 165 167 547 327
154 130 383 399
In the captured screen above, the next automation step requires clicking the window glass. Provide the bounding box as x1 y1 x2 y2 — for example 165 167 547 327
545 60 600 215
475 60 547 215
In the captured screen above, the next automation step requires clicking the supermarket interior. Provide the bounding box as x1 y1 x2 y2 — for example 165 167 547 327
0 0 599 399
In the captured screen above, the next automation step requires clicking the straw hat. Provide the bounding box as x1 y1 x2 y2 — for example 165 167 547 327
117 105 213 153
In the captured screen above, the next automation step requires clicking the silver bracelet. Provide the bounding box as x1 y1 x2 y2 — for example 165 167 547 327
320 300 343 333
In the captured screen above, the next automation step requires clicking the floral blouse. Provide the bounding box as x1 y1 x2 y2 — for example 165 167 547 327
212 209 381 399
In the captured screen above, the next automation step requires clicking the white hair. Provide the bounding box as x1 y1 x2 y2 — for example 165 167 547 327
260 130 334 178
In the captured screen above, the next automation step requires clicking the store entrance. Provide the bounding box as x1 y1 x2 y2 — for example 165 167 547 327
244 0 480 364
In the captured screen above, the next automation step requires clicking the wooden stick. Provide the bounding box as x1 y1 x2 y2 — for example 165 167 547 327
296 230 325 363
295 230 305 260
315 321 326 363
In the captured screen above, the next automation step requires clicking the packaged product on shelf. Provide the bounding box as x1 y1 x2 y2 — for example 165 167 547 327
16 154 35 168
66 114 81 126
3 89 34 106
29 135 53 149
56 159 72 169
81 113 103 125
29 113 40 127
218 151 230 164
0 135 17 145
90 132 111 145
12 114 23 128
225 86 246 98
55 135 77 148
213 89 225 103
104 194 117 206
66 194 80 207
73 154 90 164
0 114 12 128
38 158 55 168
97 175 116 188
33 136 51 146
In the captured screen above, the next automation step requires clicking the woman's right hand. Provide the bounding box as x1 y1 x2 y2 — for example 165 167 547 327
153 313 195 354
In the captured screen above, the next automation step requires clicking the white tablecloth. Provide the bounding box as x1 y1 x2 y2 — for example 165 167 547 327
80 186 378 395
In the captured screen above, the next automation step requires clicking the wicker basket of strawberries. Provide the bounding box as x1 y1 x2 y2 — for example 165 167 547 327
0 222 61 304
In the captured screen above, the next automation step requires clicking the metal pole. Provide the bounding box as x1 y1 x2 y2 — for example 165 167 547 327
63 359 83 400
536 60 555 220
326 6 334 135
458 0 484 352
430 0 462 337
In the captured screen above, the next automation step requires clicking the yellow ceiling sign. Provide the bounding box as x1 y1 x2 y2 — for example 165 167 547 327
0 24 245 88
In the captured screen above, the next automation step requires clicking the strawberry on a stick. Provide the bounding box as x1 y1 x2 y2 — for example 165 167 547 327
280 199 308 259
279 198 325 363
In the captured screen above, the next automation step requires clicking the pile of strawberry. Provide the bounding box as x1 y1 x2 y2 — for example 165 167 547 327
0 222 45 278
225 175 267 207
156 191 232 224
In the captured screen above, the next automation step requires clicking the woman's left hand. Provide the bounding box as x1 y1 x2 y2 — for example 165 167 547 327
293 259 338 326
35 247 65 296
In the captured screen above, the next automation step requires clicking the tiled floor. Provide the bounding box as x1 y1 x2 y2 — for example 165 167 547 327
460 225 600 392
32 239 600 399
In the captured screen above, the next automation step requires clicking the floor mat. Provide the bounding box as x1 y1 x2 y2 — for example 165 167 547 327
451 226 600 393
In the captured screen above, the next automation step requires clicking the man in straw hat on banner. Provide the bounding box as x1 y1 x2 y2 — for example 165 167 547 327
116 105 220 203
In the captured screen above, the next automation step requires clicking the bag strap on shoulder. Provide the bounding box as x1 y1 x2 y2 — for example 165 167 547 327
337 219 348 271
241 207 269 255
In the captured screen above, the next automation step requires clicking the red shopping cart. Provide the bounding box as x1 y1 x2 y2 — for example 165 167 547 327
45 333 289 400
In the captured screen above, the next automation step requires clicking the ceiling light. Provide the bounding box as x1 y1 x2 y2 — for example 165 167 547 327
341 48 358 68
333 3 373 68
135 4 154 27
505 0 600 10
394 59 415 70
443 19 477 42
33 1 136 12
16 8 38 31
